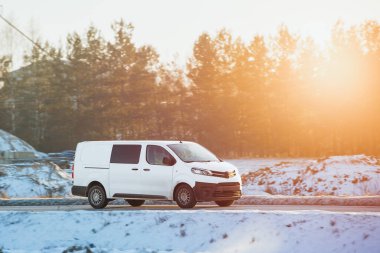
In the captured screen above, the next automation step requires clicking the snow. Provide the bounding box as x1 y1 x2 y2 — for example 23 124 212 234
0 129 71 198
229 155 380 196
0 210 379 252
0 162 72 198
1 148 379 199
0 129 37 153
227 158 307 176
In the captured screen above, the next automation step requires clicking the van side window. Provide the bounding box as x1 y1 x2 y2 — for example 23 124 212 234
110 145 141 164
146 145 176 166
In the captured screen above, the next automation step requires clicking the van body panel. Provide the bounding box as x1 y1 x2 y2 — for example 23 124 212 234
185 161 236 172
83 169 110 196
73 142 111 197
80 144 112 167
173 174 196 188
171 174 196 199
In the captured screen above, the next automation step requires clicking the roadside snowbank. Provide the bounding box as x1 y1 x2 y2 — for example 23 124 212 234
0 129 37 153
0 162 72 198
1 154 380 199
0 210 379 253
230 155 380 196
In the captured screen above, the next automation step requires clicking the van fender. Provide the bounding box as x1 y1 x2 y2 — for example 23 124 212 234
171 174 196 199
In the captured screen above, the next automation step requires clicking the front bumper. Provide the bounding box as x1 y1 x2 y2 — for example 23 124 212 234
193 182 242 202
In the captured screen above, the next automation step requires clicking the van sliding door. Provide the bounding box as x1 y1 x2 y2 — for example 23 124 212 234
109 144 143 197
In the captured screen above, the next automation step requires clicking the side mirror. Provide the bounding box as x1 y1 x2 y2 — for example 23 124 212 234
163 156 175 166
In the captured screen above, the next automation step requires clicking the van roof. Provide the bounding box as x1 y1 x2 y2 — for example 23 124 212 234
78 140 193 145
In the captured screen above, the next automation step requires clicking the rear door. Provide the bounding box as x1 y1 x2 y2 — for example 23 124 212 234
109 144 143 197
78 143 111 189
139 145 175 198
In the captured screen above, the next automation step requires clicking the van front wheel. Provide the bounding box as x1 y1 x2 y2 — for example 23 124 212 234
88 185 108 209
175 184 197 209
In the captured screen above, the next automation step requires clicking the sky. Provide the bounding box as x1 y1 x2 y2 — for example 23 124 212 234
0 0 379 68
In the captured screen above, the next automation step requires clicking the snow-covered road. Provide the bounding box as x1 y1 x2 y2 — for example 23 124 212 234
1 204 380 212
1 209 379 253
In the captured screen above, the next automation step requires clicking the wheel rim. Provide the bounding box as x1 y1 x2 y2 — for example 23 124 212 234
91 188 103 205
178 188 191 205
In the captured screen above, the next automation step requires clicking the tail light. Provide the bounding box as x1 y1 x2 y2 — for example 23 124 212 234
71 164 74 179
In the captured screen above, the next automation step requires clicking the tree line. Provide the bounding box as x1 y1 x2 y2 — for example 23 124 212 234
0 20 380 157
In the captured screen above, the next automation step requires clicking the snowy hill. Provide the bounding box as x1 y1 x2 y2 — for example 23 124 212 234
232 155 380 196
0 162 72 198
0 129 71 198
0 129 37 153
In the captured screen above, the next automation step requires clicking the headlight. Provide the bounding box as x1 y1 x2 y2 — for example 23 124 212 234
191 167 212 176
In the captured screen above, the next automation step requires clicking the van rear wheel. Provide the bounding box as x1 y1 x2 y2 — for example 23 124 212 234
126 199 145 207
88 185 108 209
215 200 234 207
175 184 197 209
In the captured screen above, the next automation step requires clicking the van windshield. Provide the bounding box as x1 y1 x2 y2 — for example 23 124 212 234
168 143 220 163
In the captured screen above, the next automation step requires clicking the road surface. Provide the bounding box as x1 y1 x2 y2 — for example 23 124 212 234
1 204 379 212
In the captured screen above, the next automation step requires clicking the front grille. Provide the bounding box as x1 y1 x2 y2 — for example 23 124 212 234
214 190 241 198
211 170 236 178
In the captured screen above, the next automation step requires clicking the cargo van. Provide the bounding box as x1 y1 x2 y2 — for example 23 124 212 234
71 140 242 209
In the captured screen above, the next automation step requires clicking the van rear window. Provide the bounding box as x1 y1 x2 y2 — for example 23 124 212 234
110 145 142 164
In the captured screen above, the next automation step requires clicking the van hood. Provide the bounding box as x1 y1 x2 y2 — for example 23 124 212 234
186 161 237 172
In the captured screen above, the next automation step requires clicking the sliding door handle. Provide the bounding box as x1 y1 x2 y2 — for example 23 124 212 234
131 168 138 171
143 168 150 172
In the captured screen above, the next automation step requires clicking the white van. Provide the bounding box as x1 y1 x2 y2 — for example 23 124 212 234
71 140 242 209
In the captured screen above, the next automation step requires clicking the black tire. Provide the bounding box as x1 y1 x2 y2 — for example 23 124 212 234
174 184 197 209
126 199 145 207
88 185 108 209
215 200 234 207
